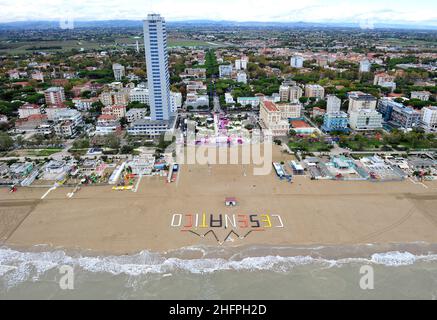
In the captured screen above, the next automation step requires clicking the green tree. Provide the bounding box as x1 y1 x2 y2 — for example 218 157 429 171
0 132 13 151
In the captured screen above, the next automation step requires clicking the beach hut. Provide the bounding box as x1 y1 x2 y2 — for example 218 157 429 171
225 197 237 207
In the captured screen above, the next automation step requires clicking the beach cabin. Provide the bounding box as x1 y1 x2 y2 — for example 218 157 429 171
225 197 237 207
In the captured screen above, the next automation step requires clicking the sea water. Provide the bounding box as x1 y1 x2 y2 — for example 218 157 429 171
1 243 437 300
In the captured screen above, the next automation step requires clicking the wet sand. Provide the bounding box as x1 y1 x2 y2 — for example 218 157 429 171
1 147 437 255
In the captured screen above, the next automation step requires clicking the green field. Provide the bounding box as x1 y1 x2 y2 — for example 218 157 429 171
0 37 225 54
27 149 63 157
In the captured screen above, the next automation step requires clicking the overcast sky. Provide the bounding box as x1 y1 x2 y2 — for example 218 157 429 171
0 0 436 25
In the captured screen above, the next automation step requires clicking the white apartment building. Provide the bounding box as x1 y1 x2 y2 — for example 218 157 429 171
259 100 290 136
279 85 290 102
130 87 150 105
31 71 44 82
290 56 304 68
126 108 148 123
171 92 182 113
359 60 371 73
421 106 437 132
289 86 303 102
46 106 68 121
225 93 235 105
237 97 261 108
127 118 170 136
237 71 247 84
112 64 126 81
326 95 342 114
186 93 209 108
72 98 98 111
95 115 121 136
235 56 248 70
18 104 41 119
411 91 431 101
219 64 233 78
277 102 302 119
349 109 383 131
348 92 378 114
305 84 325 99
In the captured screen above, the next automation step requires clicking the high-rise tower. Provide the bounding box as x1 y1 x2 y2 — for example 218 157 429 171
143 14 172 121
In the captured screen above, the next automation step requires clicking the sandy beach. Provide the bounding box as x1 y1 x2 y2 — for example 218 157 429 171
1 147 437 255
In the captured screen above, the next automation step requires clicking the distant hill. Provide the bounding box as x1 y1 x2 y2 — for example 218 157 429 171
0 19 436 31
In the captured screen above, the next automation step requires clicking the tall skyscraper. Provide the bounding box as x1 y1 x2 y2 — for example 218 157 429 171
143 14 172 121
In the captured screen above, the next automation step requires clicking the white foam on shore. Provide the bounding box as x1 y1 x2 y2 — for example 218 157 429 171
1 247 437 289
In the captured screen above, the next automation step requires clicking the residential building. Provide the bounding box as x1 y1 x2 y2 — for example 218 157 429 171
326 95 341 114
374 73 396 91
225 93 235 105
72 97 99 111
126 108 148 123
259 100 290 136
130 87 150 105
144 13 172 122
143 13 173 136
277 102 302 119
290 56 304 68
181 68 206 79
390 104 421 129
171 92 183 113
15 114 49 133
112 63 126 81
186 93 209 108
411 91 431 101
348 92 377 114
128 118 170 136
377 98 398 122
235 56 249 70
237 97 261 108
7 69 20 80
31 71 44 82
46 106 68 121
359 60 371 73
219 64 233 78
322 112 349 133
421 106 437 132
54 121 76 137
102 105 127 119
44 87 65 106
51 109 83 131
18 103 41 119
349 109 383 131
279 85 290 102
305 84 325 99
289 86 303 102
95 115 121 136
237 71 247 84
100 89 130 107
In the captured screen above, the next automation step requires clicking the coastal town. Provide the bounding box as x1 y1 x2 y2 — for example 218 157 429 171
0 17 436 192
0 0 437 301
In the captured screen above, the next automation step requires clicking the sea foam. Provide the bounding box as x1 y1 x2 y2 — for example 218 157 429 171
1 247 437 289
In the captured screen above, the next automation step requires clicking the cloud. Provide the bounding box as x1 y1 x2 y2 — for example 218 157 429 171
0 0 436 25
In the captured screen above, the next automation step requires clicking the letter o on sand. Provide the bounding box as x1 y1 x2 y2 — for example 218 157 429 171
171 214 183 227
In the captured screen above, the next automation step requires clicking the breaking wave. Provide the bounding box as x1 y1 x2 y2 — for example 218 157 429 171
1 246 437 289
